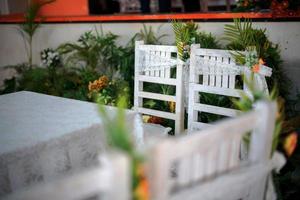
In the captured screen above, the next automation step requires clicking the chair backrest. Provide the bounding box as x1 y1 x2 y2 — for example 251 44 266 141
148 101 276 200
134 41 185 135
188 44 272 131
4 152 130 200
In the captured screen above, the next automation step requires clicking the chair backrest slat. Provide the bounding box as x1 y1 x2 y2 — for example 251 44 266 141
148 101 276 200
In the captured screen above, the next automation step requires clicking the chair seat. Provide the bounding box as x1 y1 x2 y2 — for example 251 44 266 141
142 123 170 147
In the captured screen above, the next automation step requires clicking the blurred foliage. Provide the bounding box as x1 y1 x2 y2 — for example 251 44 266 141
232 74 283 155
98 97 147 200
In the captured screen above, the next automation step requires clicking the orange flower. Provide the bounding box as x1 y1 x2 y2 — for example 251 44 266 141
134 179 150 200
88 76 109 92
258 58 265 65
252 64 260 73
134 165 150 200
284 132 298 156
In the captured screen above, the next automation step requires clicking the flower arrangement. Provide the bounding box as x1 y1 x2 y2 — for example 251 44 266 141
88 76 130 106
41 48 61 68
88 75 109 93
244 47 266 73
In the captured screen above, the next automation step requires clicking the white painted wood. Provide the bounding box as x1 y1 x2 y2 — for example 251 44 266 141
137 75 177 85
191 83 242 97
148 101 276 200
136 107 177 120
188 46 272 131
134 41 184 135
139 91 176 102
194 103 242 117
4 152 130 200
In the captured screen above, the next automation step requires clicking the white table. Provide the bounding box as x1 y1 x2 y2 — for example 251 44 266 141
0 91 168 197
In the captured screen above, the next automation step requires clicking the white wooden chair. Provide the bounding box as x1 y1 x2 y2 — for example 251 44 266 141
3 152 130 200
134 41 185 135
148 101 276 200
188 44 272 131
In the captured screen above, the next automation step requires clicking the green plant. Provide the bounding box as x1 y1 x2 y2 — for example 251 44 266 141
89 76 130 107
19 0 54 65
194 31 221 49
172 20 198 61
223 18 291 99
58 30 123 77
135 24 167 45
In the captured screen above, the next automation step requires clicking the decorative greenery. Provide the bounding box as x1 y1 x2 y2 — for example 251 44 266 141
135 24 167 45
172 20 221 61
19 0 55 66
172 20 198 61
232 75 284 155
224 18 291 99
58 30 122 77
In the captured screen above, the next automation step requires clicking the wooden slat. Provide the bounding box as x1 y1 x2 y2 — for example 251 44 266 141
222 74 229 88
173 110 258 158
139 45 177 52
160 51 166 78
150 51 155 77
154 51 160 77
194 103 241 117
165 51 171 78
215 68 222 87
209 64 215 86
137 107 176 120
138 91 176 102
138 75 177 85
191 83 242 98
190 121 212 130
229 75 236 89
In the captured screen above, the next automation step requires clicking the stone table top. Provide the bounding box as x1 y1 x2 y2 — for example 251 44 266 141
0 91 133 155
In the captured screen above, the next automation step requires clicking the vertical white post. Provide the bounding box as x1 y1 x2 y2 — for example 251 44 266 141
110 153 131 200
248 101 276 200
175 60 184 135
148 140 172 200
188 44 200 131
250 101 276 162
134 41 144 111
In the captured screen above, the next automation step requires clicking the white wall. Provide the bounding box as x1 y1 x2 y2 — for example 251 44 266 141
0 22 299 96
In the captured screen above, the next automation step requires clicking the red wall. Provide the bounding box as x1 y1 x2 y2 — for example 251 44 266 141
38 0 88 16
